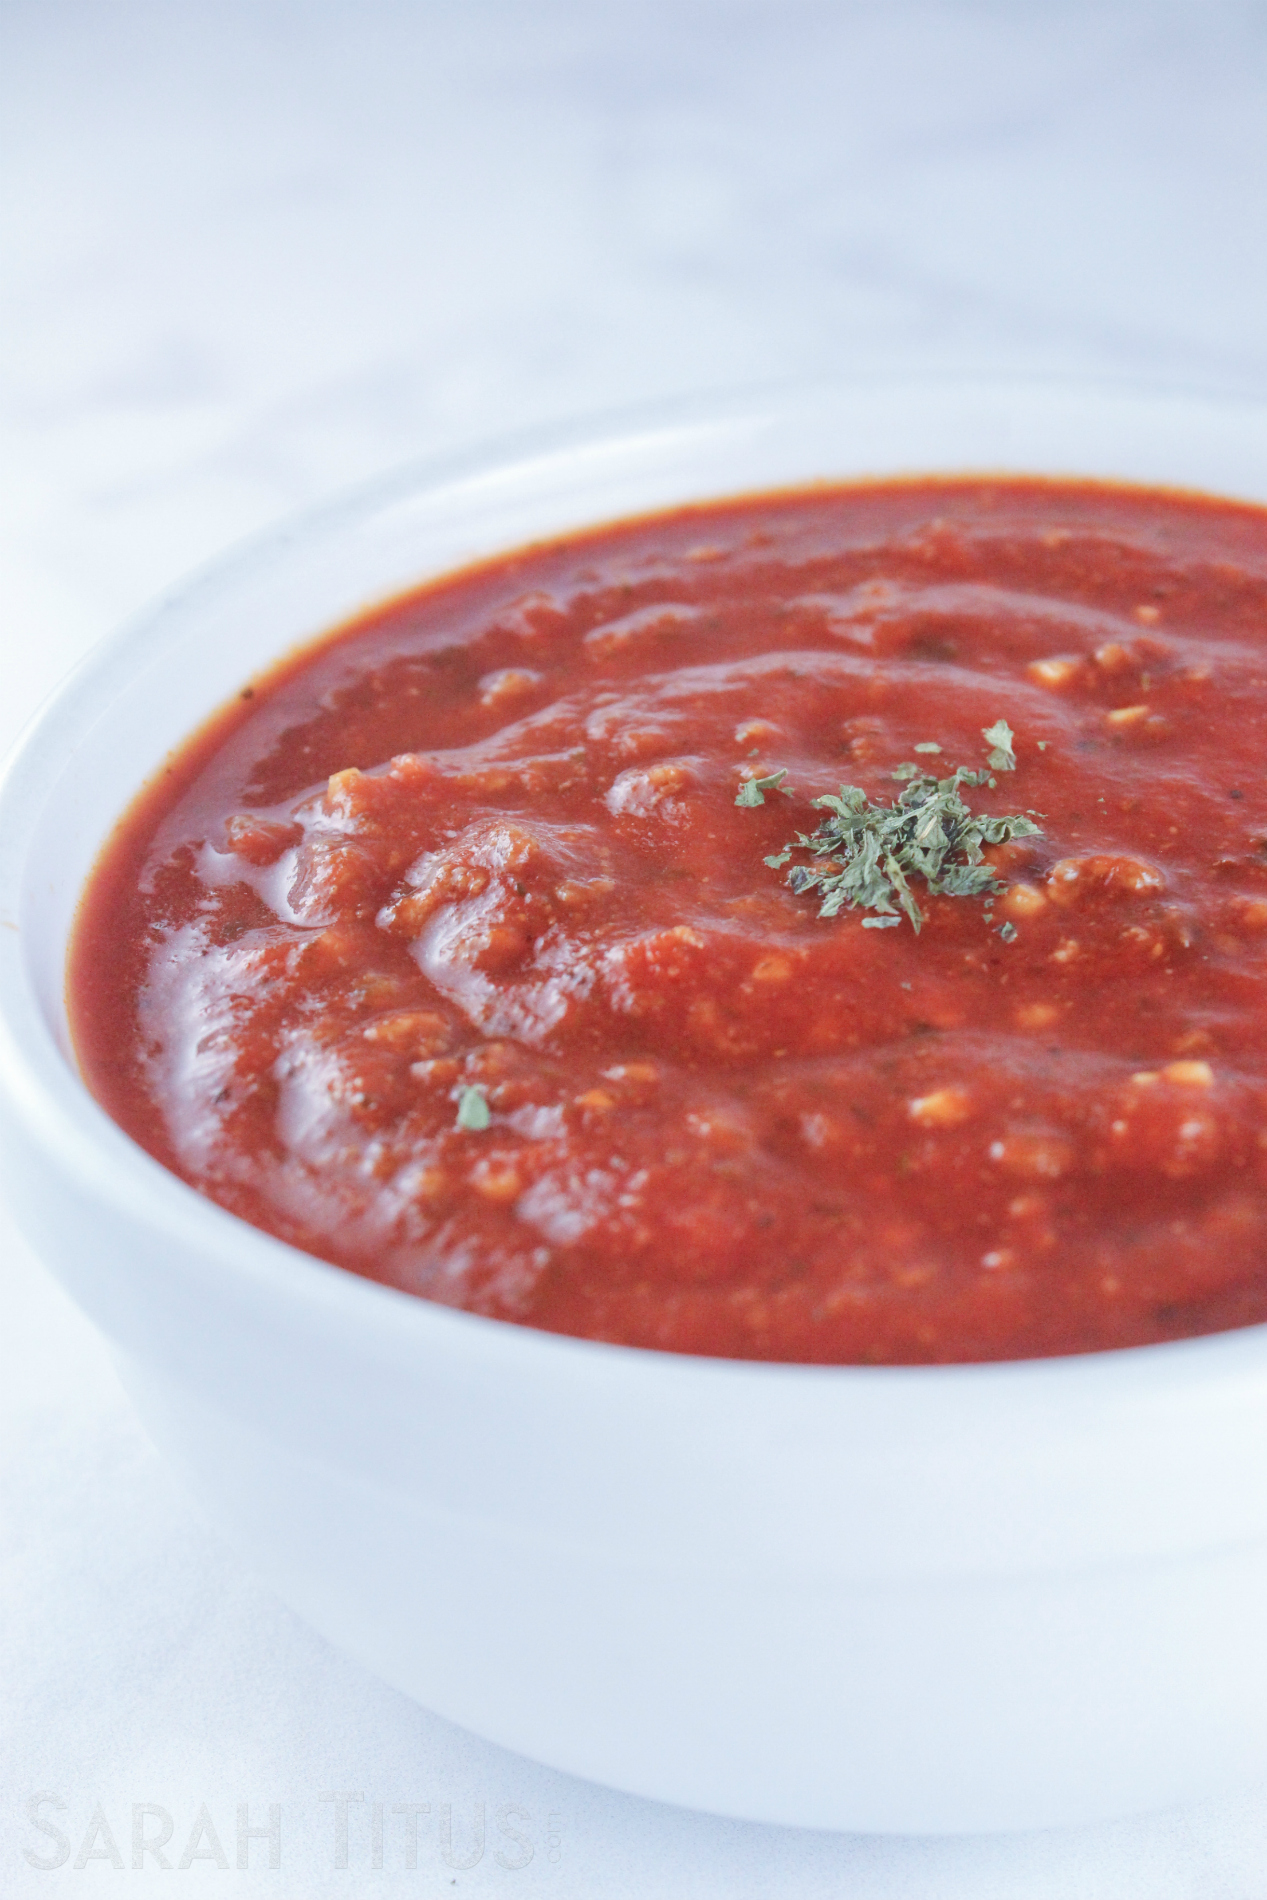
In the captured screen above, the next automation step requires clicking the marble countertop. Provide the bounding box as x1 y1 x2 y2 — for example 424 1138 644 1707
5 3 1267 1890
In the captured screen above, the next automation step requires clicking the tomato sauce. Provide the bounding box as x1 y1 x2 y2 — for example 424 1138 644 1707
69 478 1267 1362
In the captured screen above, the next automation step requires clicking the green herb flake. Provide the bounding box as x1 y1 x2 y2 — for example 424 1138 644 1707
982 718 1017 772
998 921 1018 943
735 768 791 808
455 1085 491 1131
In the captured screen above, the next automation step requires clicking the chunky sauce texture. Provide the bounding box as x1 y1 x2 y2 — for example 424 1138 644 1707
70 479 1267 1362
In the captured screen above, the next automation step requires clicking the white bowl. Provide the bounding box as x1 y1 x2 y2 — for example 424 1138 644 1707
5 376 1267 1835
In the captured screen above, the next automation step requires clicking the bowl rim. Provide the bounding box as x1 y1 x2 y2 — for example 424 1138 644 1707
7 365 1267 1406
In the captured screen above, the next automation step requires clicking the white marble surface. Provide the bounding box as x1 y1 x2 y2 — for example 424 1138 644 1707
5 1 1267 1890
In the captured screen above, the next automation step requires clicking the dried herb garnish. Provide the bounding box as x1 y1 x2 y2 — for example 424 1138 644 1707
753 721 1041 934
455 1085 491 1131
734 768 792 808
981 718 1017 772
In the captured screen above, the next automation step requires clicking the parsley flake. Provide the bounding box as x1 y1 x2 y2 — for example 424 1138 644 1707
735 768 792 808
455 1085 491 1131
982 718 1017 771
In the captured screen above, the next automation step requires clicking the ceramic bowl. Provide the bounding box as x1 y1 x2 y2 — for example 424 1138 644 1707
4 377 1267 1833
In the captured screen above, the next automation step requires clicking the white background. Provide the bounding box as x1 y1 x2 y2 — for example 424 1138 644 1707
4 2 1267 1891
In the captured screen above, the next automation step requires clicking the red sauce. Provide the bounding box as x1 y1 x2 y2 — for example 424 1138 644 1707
69 478 1267 1362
